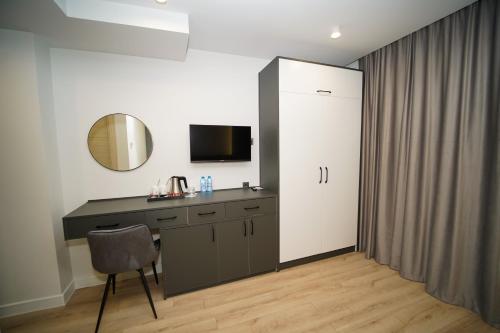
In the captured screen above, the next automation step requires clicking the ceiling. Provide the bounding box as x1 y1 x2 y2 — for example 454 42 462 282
0 0 189 60
109 0 476 65
0 0 477 65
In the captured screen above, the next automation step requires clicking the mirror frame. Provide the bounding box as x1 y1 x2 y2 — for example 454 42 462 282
87 113 153 172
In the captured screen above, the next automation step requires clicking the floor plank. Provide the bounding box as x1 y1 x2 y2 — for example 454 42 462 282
1 253 497 333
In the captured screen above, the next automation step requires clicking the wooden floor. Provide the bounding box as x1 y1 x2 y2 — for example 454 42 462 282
1 253 498 333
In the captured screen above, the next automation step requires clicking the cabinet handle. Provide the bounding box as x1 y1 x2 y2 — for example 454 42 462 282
96 223 119 229
243 221 247 237
316 89 332 94
325 167 328 184
244 206 260 210
251 219 254 235
211 225 215 242
198 211 216 216
319 167 323 184
157 216 177 222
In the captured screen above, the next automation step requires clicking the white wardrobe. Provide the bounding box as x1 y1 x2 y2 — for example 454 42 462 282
259 57 363 264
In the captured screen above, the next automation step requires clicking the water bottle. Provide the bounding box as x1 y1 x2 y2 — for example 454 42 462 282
200 176 207 192
207 176 213 192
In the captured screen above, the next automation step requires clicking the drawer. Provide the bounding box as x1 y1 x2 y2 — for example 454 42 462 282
63 212 145 240
188 203 225 224
146 208 187 229
226 198 276 218
279 58 362 99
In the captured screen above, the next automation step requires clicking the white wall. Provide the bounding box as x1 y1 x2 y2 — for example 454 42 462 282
0 29 72 317
34 34 73 296
50 48 269 287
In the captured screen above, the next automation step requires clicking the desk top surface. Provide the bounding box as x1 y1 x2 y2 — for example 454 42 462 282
64 188 277 219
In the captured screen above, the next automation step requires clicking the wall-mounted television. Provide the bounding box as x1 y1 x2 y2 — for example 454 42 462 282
189 124 251 162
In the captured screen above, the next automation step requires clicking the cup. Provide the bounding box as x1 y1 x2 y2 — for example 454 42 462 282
185 186 197 197
151 185 159 197
159 184 167 196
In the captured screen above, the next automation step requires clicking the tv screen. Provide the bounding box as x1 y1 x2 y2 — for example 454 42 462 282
190 125 251 162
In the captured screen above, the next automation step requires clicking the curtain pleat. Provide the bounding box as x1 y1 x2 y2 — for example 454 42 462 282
359 0 500 327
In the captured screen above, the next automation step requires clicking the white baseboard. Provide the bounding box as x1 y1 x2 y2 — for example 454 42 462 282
62 280 75 304
0 265 161 318
0 280 75 319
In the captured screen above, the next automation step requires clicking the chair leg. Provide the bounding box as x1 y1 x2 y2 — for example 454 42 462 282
138 268 158 319
95 274 112 333
112 274 116 295
152 261 159 285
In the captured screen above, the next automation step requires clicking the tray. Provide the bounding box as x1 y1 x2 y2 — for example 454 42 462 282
146 194 185 202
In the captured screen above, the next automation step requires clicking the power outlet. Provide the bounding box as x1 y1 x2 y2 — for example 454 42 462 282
242 182 250 188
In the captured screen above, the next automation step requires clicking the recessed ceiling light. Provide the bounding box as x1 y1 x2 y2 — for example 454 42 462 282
155 0 167 4
330 26 341 39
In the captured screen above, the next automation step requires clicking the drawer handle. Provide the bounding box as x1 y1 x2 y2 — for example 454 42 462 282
316 89 332 94
244 206 260 210
96 223 119 229
198 211 216 216
157 216 177 222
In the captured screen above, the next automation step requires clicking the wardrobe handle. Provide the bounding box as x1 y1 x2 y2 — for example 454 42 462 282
211 225 215 242
325 167 328 184
319 167 323 184
316 89 332 94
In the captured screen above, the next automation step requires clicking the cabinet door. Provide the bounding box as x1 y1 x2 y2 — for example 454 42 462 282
249 215 277 274
279 91 328 263
161 224 217 296
319 96 361 252
217 219 250 282
279 59 363 99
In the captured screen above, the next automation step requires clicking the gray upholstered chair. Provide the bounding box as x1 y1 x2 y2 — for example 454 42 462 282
87 224 159 333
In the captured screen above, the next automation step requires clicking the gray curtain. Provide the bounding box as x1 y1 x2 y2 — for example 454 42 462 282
358 0 499 327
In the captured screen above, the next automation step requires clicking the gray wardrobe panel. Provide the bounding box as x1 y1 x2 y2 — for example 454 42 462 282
258 58 280 193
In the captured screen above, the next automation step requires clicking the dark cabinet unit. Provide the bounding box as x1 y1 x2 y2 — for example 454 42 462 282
161 201 277 297
62 189 278 298
161 224 218 295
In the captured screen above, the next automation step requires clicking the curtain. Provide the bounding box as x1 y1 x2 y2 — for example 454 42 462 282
358 0 499 327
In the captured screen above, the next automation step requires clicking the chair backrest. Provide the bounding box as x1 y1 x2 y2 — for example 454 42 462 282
87 224 156 274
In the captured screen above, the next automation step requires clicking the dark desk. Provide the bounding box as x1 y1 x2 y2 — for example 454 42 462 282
63 188 278 297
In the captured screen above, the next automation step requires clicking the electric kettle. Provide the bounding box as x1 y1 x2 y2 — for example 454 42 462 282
166 176 188 197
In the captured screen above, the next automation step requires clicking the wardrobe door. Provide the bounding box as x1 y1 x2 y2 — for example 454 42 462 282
279 59 363 99
279 91 327 263
319 96 361 252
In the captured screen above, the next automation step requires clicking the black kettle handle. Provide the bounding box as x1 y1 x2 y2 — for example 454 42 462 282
179 176 188 189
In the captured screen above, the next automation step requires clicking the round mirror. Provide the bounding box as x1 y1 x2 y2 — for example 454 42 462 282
88 113 153 171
